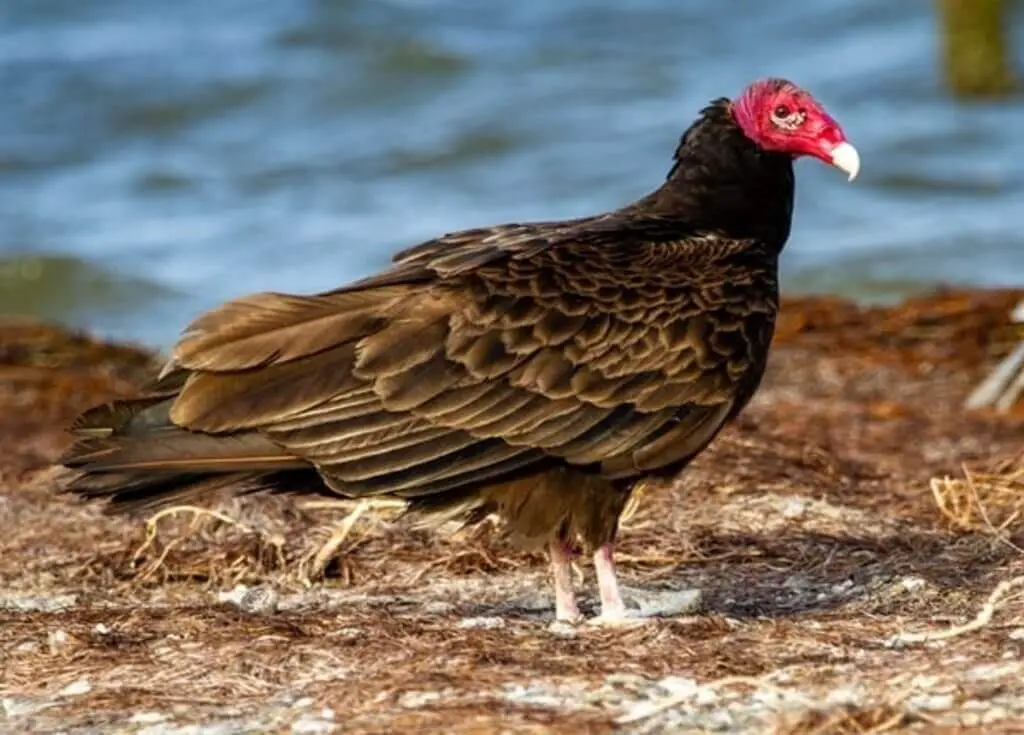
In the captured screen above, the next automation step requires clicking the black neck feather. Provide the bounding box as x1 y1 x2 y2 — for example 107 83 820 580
638 99 796 249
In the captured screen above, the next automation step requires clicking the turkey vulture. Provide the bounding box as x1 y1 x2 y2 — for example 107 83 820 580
61 78 858 624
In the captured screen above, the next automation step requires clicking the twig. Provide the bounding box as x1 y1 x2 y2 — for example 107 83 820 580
930 461 1024 542
886 575 1024 646
965 299 1024 412
863 709 911 735
305 499 371 581
930 476 969 528
996 364 1024 412
615 674 793 725
298 498 407 512
964 463 1024 556
132 505 253 572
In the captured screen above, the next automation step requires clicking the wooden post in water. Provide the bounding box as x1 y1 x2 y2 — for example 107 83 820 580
937 0 1017 97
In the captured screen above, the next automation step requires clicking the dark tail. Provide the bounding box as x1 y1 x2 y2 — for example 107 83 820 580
59 395 313 512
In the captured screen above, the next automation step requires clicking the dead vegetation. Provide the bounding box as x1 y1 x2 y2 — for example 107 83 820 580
931 455 1024 535
1 288 1024 733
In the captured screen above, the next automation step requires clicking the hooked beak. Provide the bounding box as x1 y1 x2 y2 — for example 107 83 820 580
828 141 860 182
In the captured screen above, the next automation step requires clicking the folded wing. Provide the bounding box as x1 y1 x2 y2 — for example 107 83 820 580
63 218 774 505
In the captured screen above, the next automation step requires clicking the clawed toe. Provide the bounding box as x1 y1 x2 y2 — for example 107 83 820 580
587 609 654 628
556 610 585 625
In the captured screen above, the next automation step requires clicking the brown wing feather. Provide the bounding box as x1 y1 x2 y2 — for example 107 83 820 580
174 289 405 372
280 235 766 495
63 214 776 508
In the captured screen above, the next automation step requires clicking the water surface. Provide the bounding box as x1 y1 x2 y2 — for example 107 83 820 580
1 0 1022 346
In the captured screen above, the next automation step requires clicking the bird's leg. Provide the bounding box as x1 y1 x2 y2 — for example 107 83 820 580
593 542 628 619
549 539 582 623
588 542 653 627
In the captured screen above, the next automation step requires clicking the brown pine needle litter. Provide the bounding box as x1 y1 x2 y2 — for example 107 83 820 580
3 289 1024 734
930 455 1024 539
885 574 1024 647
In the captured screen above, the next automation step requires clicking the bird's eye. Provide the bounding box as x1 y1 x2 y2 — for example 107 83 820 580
771 103 805 130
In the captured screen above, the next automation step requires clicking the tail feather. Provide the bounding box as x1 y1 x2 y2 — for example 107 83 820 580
62 469 212 508
70 372 187 437
60 393 311 511
61 431 303 474
60 468 320 512
70 396 171 437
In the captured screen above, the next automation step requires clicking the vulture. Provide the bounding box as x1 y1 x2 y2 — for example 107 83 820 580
60 78 859 624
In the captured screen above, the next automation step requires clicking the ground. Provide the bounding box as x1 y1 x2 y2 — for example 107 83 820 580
1 289 1023 735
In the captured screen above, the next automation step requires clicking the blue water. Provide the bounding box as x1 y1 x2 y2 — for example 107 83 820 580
1 0 1022 347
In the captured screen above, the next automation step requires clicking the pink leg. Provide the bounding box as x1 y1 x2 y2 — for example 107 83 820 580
593 543 628 620
549 540 582 623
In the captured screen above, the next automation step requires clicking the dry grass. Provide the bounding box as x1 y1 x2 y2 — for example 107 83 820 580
2 290 1024 734
931 455 1024 535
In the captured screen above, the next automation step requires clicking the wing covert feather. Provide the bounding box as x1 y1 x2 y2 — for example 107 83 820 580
162 217 775 499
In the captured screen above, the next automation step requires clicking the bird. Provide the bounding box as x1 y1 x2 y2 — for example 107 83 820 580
59 78 859 625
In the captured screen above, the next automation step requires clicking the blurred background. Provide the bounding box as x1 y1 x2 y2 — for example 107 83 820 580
1 0 1022 348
